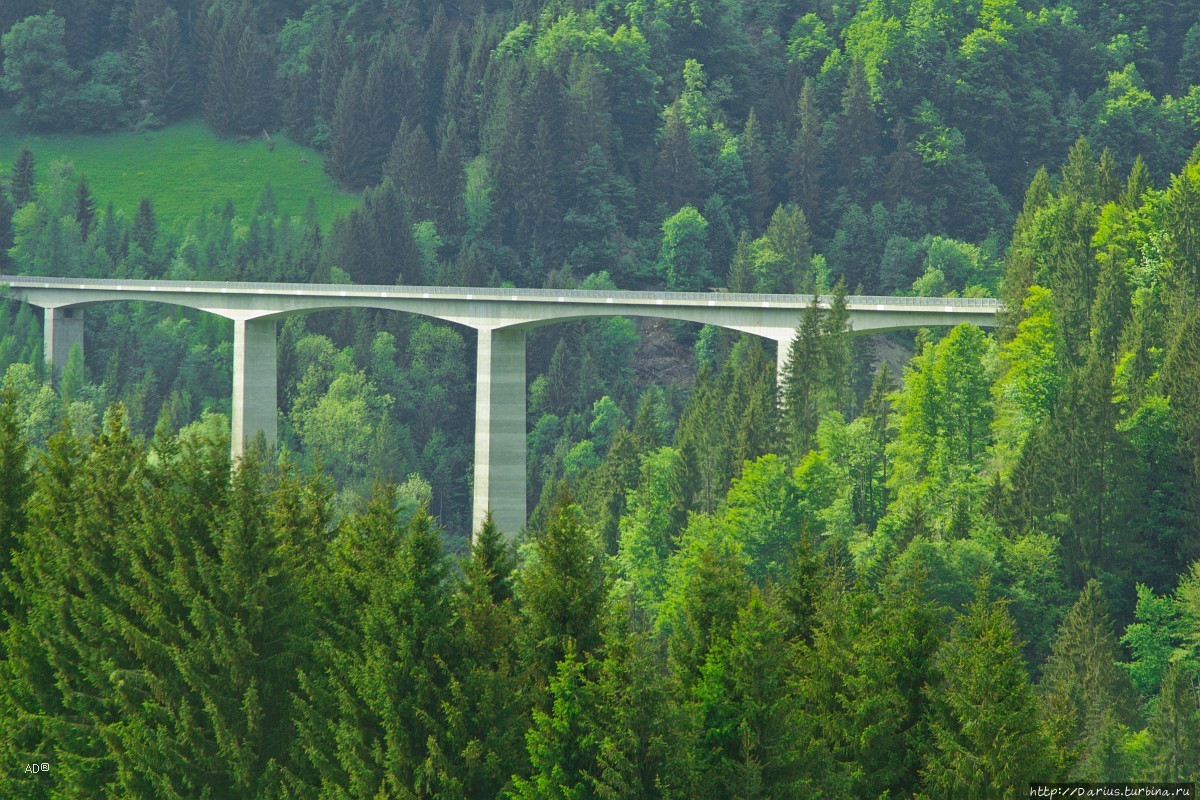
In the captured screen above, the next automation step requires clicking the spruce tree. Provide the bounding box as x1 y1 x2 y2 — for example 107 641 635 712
585 598 674 798
507 643 595 800
136 8 193 122
10 146 37 208
1145 663 1200 782
781 296 824 459
431 512 526 798
384 118 438 220
74 176 96 240
2 409 142 797
519 490 608 691
132 197 156 253
690 590 801 800
836 59 880 186
1002 167 1053 335
656 99 702 211
741 109 771 231
325 64 372 188
885 118 926 208
821 279 852 417
1040 580 1134 778
1121 156 1150 209
727 232 754 292
788 79 823 230
0 387 30 623
921 584 1052 798
0 191 13 271
289 494 454 797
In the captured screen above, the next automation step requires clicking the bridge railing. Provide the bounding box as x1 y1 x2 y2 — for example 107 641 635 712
3 274 1003 308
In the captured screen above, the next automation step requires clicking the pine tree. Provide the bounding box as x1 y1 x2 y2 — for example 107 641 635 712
10 146 36 208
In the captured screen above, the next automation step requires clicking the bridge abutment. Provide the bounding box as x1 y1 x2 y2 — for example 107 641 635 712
44 307 85 375
231 318 277 458
473 327 527 537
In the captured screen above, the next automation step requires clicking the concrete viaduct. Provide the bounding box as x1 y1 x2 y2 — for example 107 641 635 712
3 276 1001 535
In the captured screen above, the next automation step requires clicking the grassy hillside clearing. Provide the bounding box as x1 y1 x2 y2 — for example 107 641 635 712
0 114 359 228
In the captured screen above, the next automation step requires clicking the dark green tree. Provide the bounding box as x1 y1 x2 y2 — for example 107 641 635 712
135 7 193 123
9 146 37 208
74 176 96 240
0 12 80 131
921 584 1052 798
836 59 880 186
519 491 608 691
1040 580 1134 778
781 297 824 459
132 197 156 253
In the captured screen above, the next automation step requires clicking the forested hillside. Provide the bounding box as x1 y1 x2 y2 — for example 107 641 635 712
2 0 1200 796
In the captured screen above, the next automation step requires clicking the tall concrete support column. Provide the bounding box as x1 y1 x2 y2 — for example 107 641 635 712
776 331 794 388
231 318 277 459
472 327 527 538
44 306 85 372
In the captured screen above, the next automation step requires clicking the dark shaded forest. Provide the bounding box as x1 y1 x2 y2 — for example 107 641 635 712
2 0 1200 796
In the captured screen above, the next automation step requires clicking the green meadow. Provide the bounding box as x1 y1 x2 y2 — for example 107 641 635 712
0 114 359 228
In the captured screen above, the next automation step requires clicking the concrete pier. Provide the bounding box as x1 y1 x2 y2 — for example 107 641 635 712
231 318 277 458
44 307 84 376
472 328 527 537
776 331 794 387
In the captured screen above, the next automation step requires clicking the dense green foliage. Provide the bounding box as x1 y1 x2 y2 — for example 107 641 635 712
2 0 1200 794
